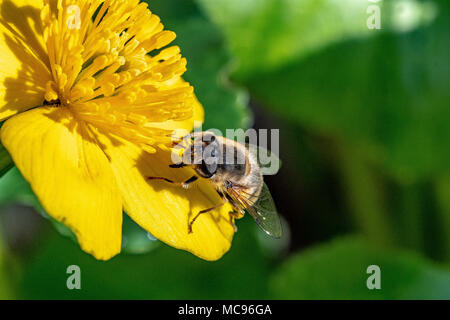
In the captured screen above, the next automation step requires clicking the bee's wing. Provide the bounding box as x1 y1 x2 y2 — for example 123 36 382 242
246 143 281 175
228 183 282 238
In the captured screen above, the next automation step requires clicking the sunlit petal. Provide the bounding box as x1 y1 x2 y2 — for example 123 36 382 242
0 0 51 121
0 107 122 260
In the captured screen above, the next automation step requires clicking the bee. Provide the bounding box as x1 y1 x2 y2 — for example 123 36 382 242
147 131 282 238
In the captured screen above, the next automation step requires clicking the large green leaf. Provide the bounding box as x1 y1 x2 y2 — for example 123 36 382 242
196 0 448 182
270 236 450 299
174 18 251 131
195 0 447 181
247 15 449 182
196 0 437 79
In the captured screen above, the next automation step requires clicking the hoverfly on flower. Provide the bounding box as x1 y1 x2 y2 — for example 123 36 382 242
149 131 282 237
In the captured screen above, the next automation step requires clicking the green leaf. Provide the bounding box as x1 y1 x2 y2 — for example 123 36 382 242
174 18 251 131
270 236 450 299
248 32 449 181
195 0 447 181
196 0 437 79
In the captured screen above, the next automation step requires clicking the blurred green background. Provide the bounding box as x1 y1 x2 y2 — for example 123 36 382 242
0 0 449 299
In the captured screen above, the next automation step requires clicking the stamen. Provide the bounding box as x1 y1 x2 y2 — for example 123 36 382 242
40 0 195 149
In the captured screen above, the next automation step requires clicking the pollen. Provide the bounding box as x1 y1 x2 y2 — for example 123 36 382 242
40 0 195 152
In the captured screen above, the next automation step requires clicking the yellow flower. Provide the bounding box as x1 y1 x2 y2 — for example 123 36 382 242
0 0 235 260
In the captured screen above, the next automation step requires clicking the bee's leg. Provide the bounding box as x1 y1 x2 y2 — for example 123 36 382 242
147 175 198 189
188 191 227 234
181 175 198 188
169 132 194 151
228 211 239 233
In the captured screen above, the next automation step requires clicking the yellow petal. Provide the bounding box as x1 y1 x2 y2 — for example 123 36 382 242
97 131 235 261
0 107 122 260
0 0 51 121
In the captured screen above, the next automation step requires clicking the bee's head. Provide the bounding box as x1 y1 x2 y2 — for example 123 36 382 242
186 131 221 178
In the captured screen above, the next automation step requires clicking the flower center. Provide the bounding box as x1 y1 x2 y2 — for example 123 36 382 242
41 0 195 151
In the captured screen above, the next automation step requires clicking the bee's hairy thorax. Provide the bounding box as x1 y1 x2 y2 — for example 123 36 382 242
212 140 263 200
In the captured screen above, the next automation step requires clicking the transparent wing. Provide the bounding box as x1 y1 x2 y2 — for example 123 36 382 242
228 183 282 238
246 143 281 175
